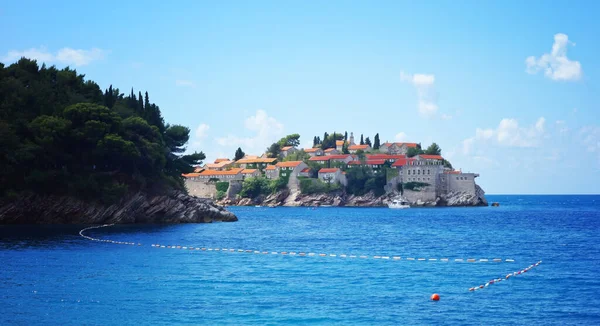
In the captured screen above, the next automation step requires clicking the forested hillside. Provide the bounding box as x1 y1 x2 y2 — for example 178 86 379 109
0 58 204 203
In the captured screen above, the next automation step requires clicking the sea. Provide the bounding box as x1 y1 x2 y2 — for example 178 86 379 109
1 195 599 325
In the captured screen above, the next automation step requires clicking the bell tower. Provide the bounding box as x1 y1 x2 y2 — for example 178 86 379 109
349 132 355 145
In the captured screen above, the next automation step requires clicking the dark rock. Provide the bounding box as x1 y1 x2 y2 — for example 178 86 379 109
0 190 237 224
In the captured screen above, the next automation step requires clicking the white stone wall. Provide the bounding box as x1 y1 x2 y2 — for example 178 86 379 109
442 173 478 195
185 180 217 199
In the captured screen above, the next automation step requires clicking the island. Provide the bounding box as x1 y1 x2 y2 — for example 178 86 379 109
0 58 236 224
184 132 487 207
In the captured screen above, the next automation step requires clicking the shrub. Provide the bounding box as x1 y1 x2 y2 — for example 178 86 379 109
299 178 340 194
216 190 226 200
239 177 271 198
216 181 229 192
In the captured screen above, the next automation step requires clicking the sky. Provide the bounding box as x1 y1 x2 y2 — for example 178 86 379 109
1 0 599 194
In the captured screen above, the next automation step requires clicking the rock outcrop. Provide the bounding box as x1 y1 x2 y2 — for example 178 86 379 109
218 186 488 208
0 191 238 224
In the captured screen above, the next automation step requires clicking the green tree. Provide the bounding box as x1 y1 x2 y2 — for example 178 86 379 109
313 136 318 147
234 147 245 161
266 143 281 158
425 143 441 155
373 133 380 149
344 131 348 141
360 134 364 145
365 137 372 147
406 147 424 158
342 142 349 154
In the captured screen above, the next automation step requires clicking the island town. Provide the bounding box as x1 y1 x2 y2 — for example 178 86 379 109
183 132 487 207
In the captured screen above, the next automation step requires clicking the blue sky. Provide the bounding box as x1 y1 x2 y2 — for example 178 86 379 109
1 1 599 194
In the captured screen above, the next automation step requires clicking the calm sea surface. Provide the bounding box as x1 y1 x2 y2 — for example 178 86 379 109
1 195 599 325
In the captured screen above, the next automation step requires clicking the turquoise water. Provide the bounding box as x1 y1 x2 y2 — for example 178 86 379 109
1 195 599 325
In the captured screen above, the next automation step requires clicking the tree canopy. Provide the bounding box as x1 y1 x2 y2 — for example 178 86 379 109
373 133 380 149
425 142 441 155
0 58 203 202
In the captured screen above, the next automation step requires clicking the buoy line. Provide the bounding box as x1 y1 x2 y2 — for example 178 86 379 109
79 224 521 264
468 261 542 292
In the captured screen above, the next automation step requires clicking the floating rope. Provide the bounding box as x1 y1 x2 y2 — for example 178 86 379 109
468 261 542 292
79 224 518 264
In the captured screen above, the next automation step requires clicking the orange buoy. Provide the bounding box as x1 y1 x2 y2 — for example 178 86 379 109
431 293 440 301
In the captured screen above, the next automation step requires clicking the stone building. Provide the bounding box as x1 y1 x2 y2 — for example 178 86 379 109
380 142 418 155
324 148 340 156
304 148 324 157
348 144 371 153
318 168 348 186
280 146 298 157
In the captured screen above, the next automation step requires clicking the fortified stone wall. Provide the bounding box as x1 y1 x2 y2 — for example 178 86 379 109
402 185 437 204
185 180 217 199
445 173 478 195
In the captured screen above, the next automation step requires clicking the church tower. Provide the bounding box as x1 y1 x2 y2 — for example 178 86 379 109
349 132 355 145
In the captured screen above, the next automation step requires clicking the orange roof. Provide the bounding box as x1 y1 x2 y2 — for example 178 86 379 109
205 160 233 169
214 158 230 163
348 144 370 150
336 140 345 146
182 172 202 178
304 148 321 153
265 165 277 171
300 168 311 173
419 154 443 160
193 166 204 173
281 146 294 151
241 169 258 174
276 161 304 168
324 148 338 152
235 158 277 164
319 168 340 173
183 168 244 177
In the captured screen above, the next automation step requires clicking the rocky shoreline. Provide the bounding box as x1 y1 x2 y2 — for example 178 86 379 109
218 185 488 208
0 190 237 224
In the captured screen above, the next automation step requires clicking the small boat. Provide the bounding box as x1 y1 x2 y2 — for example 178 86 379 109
388 199 410 209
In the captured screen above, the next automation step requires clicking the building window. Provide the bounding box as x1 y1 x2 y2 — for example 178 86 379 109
418 170 421 175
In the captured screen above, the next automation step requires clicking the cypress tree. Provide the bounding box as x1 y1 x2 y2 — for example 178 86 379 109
138 91 144 115
373 133 380 149
360 134 364 145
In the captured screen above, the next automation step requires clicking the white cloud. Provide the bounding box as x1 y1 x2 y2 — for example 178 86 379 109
215 110 284 154
462 117 546 154
175 79 196 88
394 132 408 142
555 120 569 134
400 71 438 118
580 126 600 153
526 33 582 81
2 46 107 67
188 123 210 152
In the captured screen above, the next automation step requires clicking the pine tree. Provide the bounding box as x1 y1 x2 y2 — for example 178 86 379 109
360 134 364 145
373 133 380 149
365 137 372 147
144 92 151 120
313 136 318 147
138 91 144 115
234 147 245 161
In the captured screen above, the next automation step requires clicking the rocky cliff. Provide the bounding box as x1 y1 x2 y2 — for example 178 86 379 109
0 191 237 224
218 186 487 208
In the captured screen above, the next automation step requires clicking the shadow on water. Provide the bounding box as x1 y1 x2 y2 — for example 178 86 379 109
0 223 183 250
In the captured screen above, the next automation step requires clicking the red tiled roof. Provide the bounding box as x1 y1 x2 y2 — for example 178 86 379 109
265 165 277 170
418 154 443 160
348 144 370 150
276 161 304 168
309 155 351 161
444 170 461 174
241 169 258 174
184 168 244 177
324 148 338 152
382 142 418 148
319 168 340 173
214 158 230 163
336 140 345 146
347 160 362 165
205 160 233 169
366 154 406 160
281 146 294 151
304 148 321 153
235 158 277 164
391 158 416 167
300 168 311 173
